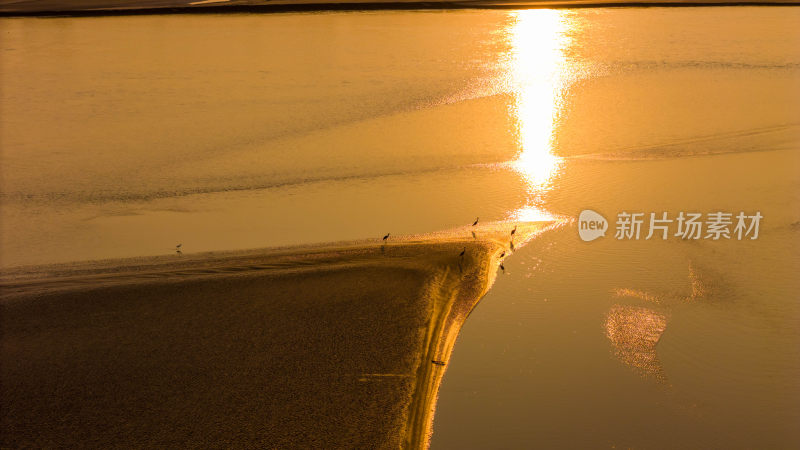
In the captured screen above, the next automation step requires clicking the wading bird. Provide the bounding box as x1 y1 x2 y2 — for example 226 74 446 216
472 217 479 226
459 247 466 258
511 225 517 236
383 233 390 241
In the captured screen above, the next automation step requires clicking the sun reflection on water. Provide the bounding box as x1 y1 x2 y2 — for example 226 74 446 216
505 10 573 221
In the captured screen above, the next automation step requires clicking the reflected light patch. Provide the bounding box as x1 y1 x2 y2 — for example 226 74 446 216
605 304 669 382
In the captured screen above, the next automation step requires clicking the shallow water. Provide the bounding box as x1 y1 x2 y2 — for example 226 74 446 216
1 6 799 448
3 8 797 267
432 149 800 448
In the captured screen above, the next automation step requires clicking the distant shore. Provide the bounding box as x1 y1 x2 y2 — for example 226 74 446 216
1 223 550 448
1 0 797 17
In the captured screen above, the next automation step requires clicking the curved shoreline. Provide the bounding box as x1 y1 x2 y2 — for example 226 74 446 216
1 222 552 448
403 238 508 448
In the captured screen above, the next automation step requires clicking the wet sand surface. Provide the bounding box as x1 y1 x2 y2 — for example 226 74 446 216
0 223 547 448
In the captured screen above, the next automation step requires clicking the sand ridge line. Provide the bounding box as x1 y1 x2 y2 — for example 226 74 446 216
1 222 549 301
403 223 552 449
404 245 509 448
0 249 434 301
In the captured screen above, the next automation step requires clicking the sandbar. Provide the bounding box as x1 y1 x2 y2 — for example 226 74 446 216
1 222 551 448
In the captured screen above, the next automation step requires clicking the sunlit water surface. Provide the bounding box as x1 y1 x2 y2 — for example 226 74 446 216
1 7 799 448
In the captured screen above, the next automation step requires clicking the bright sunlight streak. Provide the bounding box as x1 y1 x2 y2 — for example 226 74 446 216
506 10 573 221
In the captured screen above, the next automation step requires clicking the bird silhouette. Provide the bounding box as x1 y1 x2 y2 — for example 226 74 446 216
500 262 505 272
383 233 390 241
511 225 517 236
499 251 505 258
459 247 466 258
176 243 182 249
472 217 479 226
